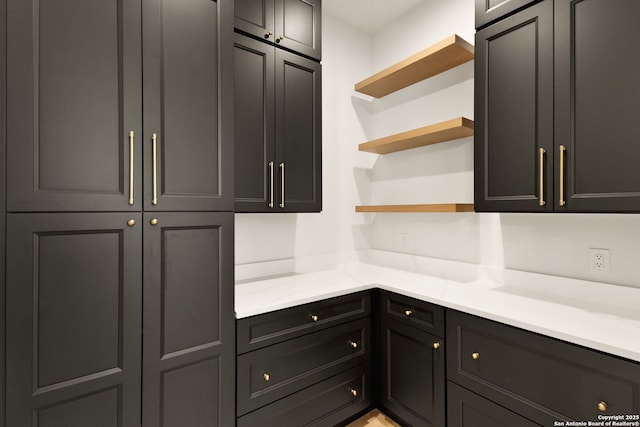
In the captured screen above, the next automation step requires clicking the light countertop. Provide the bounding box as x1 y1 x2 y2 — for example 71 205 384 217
235 262 640 363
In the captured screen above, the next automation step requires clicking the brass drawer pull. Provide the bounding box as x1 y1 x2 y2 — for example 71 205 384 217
268 162 274 208
433 342 441 350
404 310 413 317
559 145 567 206
128 131 135 205
349 341 358 349
127 219 136 227
152 133 158 205
311 315 318 322
263 373 270 382
279 162 285 208
150 218 158 226
471 352 480 360
539 147 546 206
350 388 358 397
598 401 608 412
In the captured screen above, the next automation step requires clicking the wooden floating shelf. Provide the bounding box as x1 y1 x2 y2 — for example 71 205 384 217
355 204 475 213
354 34 474 98
359 117 474 154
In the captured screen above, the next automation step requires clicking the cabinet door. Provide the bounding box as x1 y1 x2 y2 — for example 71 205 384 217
474 0 553 212
380 317 445 427
6 213 142 426
275 48 322 212
447 382 541 427
6 0 142 212
275 0 322 60
142 212 234 427
555 0 640 212
234 33 276 212
475 0 540 29
143 0 233 212
235 0 276 42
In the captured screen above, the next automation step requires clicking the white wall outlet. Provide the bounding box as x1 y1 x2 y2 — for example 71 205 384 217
400 233 409 250
589 248 610 273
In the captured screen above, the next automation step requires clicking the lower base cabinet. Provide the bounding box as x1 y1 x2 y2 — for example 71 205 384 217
447 382 541 427
236 290 640 427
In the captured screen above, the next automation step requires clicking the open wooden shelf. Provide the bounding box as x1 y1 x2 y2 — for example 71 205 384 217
355 204 475 213
359 117 474 154
354 34 474 98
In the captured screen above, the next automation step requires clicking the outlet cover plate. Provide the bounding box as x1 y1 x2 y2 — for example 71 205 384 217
589 248 610 273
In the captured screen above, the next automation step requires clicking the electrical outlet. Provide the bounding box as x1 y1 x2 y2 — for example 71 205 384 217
589 248 610 273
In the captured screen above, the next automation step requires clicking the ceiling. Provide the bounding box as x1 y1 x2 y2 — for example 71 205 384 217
322 0 426 35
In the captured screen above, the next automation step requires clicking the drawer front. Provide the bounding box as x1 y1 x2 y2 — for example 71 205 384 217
237 318 370 415
447 310 640 424
381 291 444 337
475 0 540 28
237 291 371 353
447 382 542 427
237 365 371 427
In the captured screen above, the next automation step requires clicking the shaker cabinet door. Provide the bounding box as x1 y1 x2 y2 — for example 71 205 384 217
143 0 234 212
6 0 142 212
6 213 142 426
142 212 235 427
275 48 322 212
474 0 553 212
555 0 640 212
275 0 322 60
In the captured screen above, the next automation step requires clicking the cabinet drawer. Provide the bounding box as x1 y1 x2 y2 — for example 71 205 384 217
381 291 444 337
237 318 370 416
447 382 541 427
237 364 371 427
447 310 640 424
237 291 370 353
475 0 540 29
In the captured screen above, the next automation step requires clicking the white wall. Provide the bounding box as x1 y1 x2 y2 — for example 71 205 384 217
235 12 374 267
237 0 640 290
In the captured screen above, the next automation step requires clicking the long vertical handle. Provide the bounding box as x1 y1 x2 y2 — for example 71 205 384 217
152 133 158 205
279 162 285 209
538 148 546 207
129 131 135 205
559 145 566 207
268 162 274 208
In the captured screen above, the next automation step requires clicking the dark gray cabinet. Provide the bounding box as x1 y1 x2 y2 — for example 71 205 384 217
142 212 234 427
6 213 142 426
475 0 540 29
475 0 640 212
379 292 446 427
234 32 322 212
235 0 322 60
447 310 640 425
3 0 235 426
7 0 233 213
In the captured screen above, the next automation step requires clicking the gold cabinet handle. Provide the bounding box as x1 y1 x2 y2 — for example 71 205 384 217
350 388 358 397
471 352 480 360
597 401 608 412
276 35 284 43
311 315 318 322
265 31 273 39
279 162 285 208
150 218 159 226
559 145 567 206
538 148 546 207
129 131 135 205
263 373 270 382
433 342 441 350
405 310 413 317
127 219 136 227
349 341 358 349
152 133 158 205
268 162 274 208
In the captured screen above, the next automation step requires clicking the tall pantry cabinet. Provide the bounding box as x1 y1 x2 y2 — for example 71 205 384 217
3 0 235 426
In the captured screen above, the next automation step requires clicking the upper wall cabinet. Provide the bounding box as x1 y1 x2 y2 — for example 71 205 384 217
234 33 322 213
6 0 233 213
475 0 640 213
475 0 540 29
235 0 322 60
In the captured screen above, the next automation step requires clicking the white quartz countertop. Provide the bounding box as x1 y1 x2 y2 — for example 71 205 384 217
235 262 640 363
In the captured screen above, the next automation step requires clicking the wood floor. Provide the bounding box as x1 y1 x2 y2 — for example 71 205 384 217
346 409 401 427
